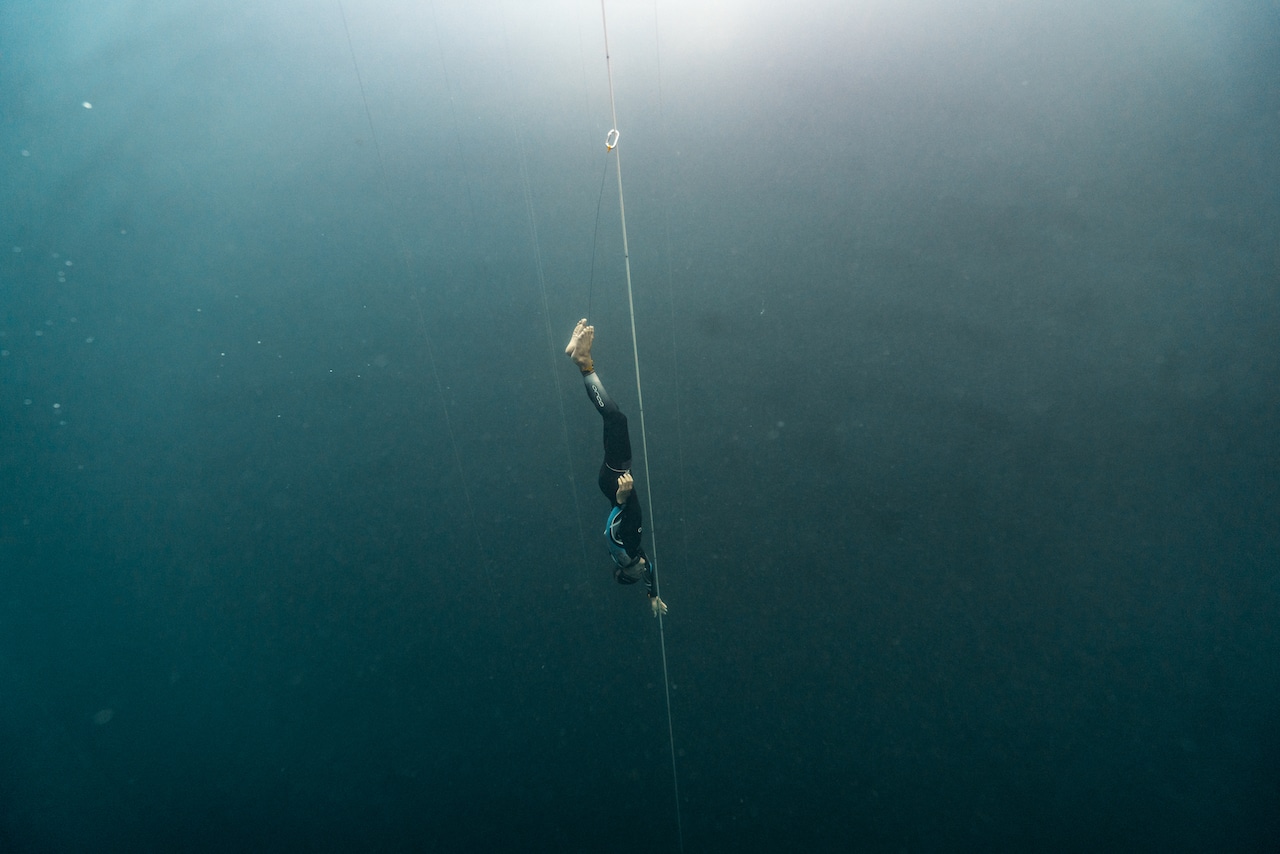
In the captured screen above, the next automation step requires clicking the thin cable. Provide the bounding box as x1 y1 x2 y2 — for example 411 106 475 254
652 0 691 637
427 0 478 227
430 0 595 595
587 153 610 321
516 124 594 592
600 3 683 849
496 1 596 604
338 1 498 605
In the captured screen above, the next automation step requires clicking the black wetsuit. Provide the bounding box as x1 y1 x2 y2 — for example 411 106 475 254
583 370 657 598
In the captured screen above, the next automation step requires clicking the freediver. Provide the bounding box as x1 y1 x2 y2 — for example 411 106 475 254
565 318 668 617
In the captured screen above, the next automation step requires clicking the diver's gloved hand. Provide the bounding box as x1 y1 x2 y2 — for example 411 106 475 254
650 596 667 617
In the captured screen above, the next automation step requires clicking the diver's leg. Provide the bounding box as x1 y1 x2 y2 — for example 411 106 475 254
567 319 631 501
586 372 632 501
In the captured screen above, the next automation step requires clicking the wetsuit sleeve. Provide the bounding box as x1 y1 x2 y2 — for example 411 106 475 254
641 560 657 599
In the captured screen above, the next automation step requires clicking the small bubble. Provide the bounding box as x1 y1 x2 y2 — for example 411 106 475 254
65 260 73 267
0 350 8 356
20 150 30 157
85 337 94 344
82 102 93 109
93 709 113 725
34 330 43 337
23 399 32 405
119 229 127 235
11 246 20 252
53 403 61 409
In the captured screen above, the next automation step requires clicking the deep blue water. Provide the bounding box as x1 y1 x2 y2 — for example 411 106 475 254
3 0 1278 850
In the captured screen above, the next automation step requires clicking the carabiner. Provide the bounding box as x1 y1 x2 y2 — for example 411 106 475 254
605 128 620 151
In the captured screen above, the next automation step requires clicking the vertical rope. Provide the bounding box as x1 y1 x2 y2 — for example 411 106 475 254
600 3 684 850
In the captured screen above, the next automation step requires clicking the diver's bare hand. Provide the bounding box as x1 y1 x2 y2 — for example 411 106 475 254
650 596 667 617
616 472 634 505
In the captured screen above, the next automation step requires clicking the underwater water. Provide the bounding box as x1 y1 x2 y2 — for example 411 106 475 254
2 0 1278 850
